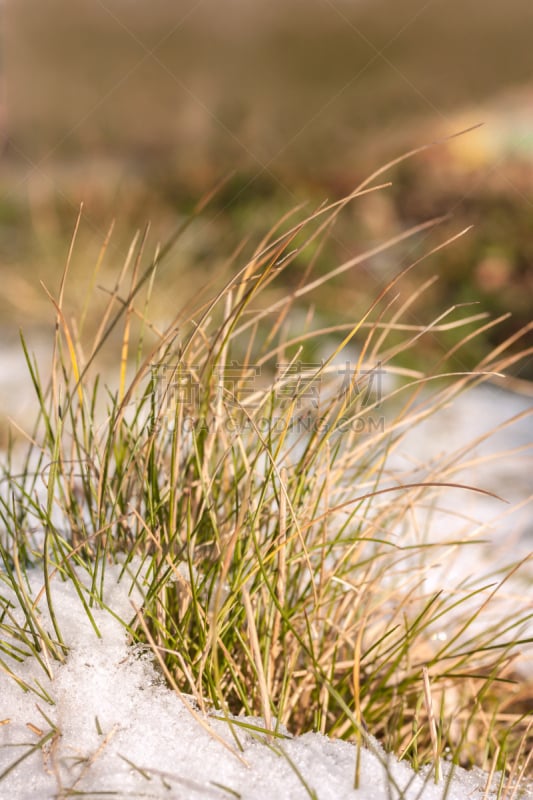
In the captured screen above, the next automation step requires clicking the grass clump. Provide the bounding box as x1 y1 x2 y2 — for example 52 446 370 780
1 161 532 794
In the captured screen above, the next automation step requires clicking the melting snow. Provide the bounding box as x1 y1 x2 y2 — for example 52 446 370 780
1 563 531 800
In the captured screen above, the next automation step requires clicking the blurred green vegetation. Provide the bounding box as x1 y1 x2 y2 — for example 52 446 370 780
0 0 532 379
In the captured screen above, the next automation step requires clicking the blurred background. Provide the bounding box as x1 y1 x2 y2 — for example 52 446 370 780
0 0 532 381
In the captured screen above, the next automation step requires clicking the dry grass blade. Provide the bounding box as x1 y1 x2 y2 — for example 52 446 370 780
1 155 531 795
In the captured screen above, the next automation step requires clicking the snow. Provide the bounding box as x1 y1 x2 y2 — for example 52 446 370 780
388 383 533 632
1 563 527 800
